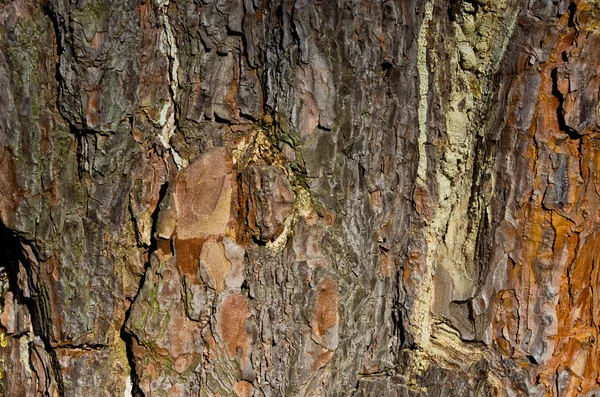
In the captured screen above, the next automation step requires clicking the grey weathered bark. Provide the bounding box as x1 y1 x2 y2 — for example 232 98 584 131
1 0 599 395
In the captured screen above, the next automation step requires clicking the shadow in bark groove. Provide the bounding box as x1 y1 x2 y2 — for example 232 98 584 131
0 223 65 396
120 180 170 397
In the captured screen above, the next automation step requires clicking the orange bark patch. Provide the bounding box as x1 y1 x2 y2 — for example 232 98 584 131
380 251 391 277
489 5 600 394
311 278 339 336
413 185 434 221
234 380 252 397
203 328 218 362
311 349 333 371
174 238 204 278
167 384 185 397
174 354 194 374
85 89 100 128
546 230 600 393
46 253 61 281
217 295 250 360
1 292 14 333
223 58 239 116
0 148 19 227
166 312 198 358
156 238 172 258
87 31 106 51
199 238 231 292
175 148 234 239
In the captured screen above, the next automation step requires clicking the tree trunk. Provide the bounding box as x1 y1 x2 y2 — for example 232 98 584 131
0 0 599 395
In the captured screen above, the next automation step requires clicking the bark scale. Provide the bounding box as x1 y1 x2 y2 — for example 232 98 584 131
0 0 599 396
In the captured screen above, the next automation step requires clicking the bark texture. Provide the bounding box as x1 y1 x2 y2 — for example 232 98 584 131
1 0 600 395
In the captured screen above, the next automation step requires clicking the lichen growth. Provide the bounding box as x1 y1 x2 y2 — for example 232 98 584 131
232 116 320 252
415 0 435 186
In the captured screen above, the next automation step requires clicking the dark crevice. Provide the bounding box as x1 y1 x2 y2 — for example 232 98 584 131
119 180 169 397
251 236 268 247
149 181 170 256
53 343 108 350
567 2 577 28
357 365 399 377
448 0 461 22
213 112 232 124
0 224 65 396
29 341 55 395
551 68 582 140
469 131 495 291
393 303 406 348
119 330 144 397
381 61 393 78
197 33 213 54
74 126 89 179
119 287 144 397
525 354 538 365
225 25 244 38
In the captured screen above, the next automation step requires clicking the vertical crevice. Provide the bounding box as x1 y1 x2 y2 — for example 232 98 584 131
120 180 169 397
119 330 144 397
551 67 582 140
0 224 65 396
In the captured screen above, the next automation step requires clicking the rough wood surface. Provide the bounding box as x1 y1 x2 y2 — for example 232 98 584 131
1 0 600 395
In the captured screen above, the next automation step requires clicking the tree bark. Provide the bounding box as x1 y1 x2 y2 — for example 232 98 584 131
0 0 599 395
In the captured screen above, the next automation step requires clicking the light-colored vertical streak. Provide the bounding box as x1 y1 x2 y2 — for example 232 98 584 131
156 0 187 170
124 377 133 397
416 0 434 185
160 10 180 99
411 0 435 347
413 0 521 353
